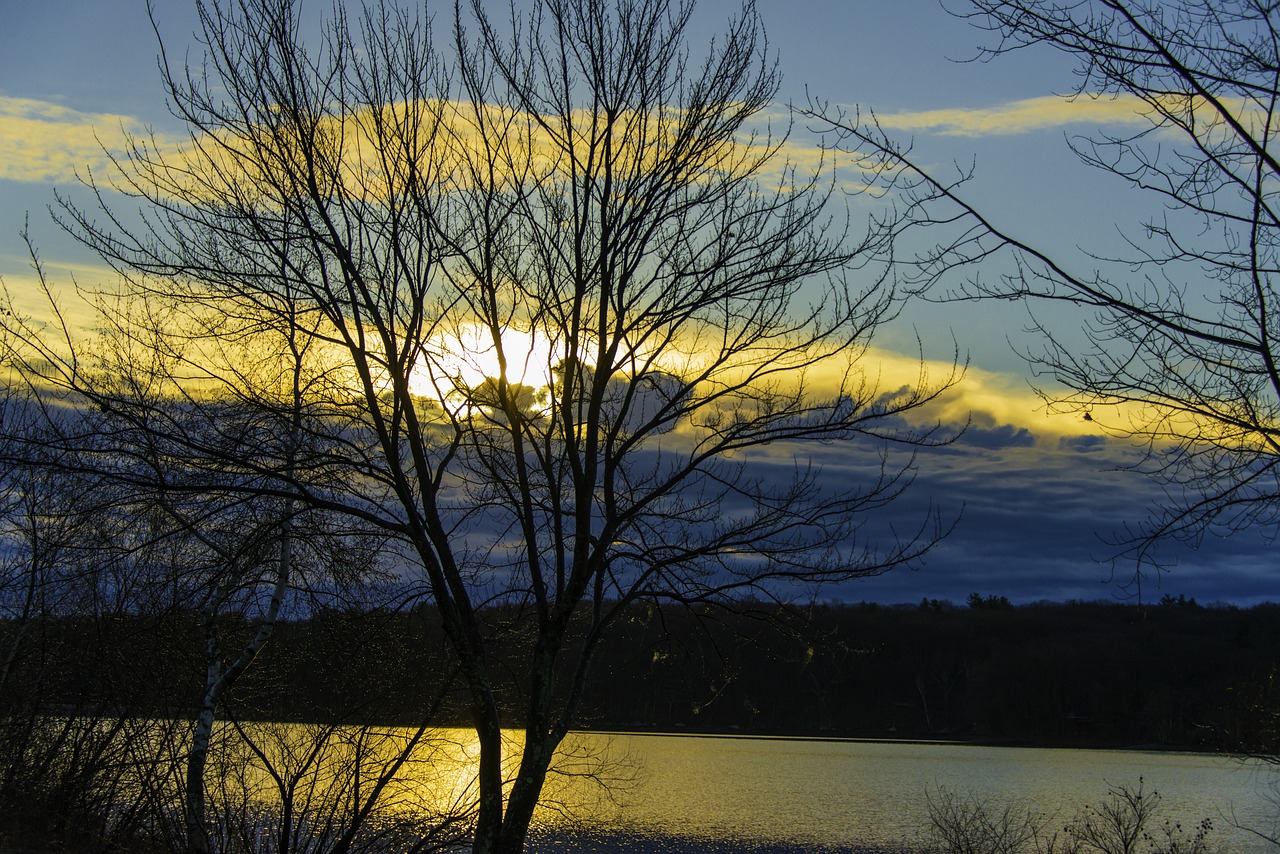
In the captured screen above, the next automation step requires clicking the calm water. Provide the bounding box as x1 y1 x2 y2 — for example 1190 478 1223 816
532 733 1280 851
214 724 1280 851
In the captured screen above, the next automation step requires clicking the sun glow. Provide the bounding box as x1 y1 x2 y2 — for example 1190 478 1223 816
412 324 558 403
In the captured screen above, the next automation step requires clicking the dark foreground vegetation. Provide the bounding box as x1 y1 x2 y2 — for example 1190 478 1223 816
524 779 1224 853
525 828 892 853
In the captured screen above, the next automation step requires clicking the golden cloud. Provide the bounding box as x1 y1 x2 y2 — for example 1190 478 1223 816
0 91 819 209
798 344 1123 442
2 88 1256 199
0 97 188 185
874 92 1254 139
874 94 1153 137
859 347 1240 451
0 247 1164 448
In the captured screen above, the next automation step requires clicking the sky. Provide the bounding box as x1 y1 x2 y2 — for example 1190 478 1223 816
0 0 1271 606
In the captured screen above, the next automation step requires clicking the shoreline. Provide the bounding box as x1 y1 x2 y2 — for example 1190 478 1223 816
570 727 1224 755
524 827 908 854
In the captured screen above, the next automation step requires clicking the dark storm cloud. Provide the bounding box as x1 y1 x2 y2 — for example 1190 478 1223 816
767 421 1278 606
416 401 1273 607
954 424 1037 450
1057 434 1111 453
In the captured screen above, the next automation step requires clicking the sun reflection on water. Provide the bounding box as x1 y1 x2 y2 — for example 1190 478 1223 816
199 725 1280 851
209 724 638 828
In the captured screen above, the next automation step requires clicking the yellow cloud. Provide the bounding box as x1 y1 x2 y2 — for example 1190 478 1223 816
0 92 793 209
0 251 1155 446
859 348 1233 449
873 92 1257 139
874 94 1154 137
0 260 131 337
0 97 188 185
802 345 1109 441
922 361 1088 439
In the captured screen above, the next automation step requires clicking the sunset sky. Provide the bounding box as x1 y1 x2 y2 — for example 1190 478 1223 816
1 0 1269 606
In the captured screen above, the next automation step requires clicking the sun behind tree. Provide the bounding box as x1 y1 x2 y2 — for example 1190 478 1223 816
413 324 558 412
2 0 960 851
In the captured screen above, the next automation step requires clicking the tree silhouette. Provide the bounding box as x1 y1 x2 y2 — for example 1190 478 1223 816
4 0 957 850
808 0 1280 589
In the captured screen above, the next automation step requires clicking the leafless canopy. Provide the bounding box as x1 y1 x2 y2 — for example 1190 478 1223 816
4 0 958 850
807 0 1280 580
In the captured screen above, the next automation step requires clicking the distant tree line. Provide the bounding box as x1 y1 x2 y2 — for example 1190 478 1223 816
10 596 1280 753
577 596 1280 752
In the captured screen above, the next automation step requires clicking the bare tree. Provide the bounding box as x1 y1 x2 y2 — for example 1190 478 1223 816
808 0 1280 586
5 0 957 850
0 397 187 849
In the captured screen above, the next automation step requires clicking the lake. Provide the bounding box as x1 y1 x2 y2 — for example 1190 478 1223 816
526 733 1280 852
210 724 1280 851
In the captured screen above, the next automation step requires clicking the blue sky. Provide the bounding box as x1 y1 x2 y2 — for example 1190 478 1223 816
0 0 1269 605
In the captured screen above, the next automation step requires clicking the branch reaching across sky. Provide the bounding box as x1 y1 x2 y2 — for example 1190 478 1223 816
805 0 1280 597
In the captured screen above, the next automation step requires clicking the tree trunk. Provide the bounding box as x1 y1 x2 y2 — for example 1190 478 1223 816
495 738 558 854
470 699 508 854
184 509 291 854
184 630 219 854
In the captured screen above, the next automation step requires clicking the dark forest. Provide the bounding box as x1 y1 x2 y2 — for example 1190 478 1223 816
14 596 1280 754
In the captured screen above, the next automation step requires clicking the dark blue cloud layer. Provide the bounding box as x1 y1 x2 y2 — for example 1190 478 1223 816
760 425 1278 606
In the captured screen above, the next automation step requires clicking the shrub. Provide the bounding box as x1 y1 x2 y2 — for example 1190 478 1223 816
926 780 1213 854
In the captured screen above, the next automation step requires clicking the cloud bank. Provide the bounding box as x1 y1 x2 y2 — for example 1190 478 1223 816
0 97 187 185
875 94 1153 137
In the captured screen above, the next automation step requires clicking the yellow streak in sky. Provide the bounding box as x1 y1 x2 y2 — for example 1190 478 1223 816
0 91 1258 202
0 97 187 185
0 247 1162 444
0 95 1219 445
0 94 785 200
875 93 1252 138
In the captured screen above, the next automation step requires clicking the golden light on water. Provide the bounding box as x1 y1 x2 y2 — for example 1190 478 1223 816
198 723 636 831
189 725 1280 850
